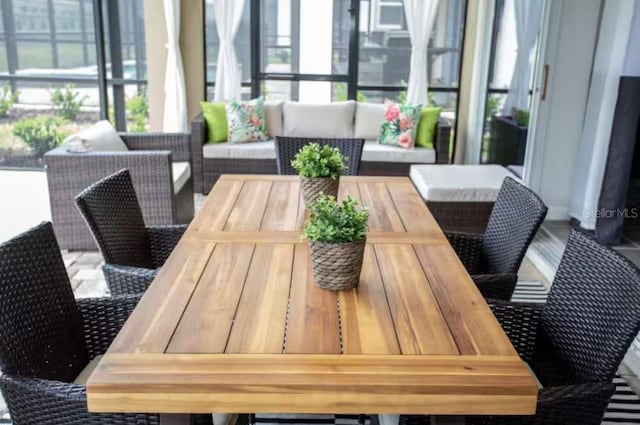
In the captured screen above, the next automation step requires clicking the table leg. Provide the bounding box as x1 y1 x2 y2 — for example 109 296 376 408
378 414 399 425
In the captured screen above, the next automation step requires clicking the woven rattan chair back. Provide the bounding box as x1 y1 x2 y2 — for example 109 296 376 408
0 222 88 382
275 137 365 176
534 229 640 386
75 169 154 268
482 177 547 274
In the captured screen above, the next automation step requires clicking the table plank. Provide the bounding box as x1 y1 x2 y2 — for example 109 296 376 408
339 245 400 354
285 244 341 354
226 244 293 354
224 180 273 231
374 244 458 355
189 178 243 232
414 243 516 356
109 239 216 354
358 182 405 232
166 244 255 353
88 354 537 415
386 181 447 238
261 181 301 231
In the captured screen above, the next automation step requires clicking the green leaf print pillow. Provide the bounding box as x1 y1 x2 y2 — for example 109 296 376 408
378 101 421 149
226 97 268 143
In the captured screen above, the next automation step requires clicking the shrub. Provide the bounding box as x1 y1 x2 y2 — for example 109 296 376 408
51 84 87 121
13 116 68 156
291 143 347 179
0 86 18 118
126 93 149 133
515 109 530 127
304 195 369 243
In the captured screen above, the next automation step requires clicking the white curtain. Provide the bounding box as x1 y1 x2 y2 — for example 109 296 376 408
213 0 246 102
403 0 440 106
162 0 188 132
502 0 543 114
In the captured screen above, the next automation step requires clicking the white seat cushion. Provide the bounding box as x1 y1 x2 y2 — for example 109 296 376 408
362 140 435 163
283 101 356 138
202 140 276 160
354 103 386 140
172 162 191 194
74 355 103 385
410 164 514 202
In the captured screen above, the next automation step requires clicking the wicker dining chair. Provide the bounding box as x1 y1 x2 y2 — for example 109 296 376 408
275 136 365 176
0 222 211 425
402 229 640 425
446 177 547 300
75 169 187 296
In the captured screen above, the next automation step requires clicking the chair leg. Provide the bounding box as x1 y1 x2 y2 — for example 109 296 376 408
248 413 256 425
358 414 367 425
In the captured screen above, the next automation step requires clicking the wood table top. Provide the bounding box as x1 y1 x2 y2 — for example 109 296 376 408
87 175 537 416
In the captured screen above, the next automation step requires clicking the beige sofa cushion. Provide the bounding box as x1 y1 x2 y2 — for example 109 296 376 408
362 140 435 163
264 101 284 138
203 140 276 160
410 164 514 202
172 162 191 194
283 101 356 138
354 103 386 140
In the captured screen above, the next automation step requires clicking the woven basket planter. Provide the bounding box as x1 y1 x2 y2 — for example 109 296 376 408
308 238 366 291
300 176 339 207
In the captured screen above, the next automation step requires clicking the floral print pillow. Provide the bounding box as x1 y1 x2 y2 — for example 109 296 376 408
226 97 268 143
378 101 421 149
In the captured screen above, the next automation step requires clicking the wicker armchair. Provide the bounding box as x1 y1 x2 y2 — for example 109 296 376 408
0 222 211 425
45 132 194 250
75 169 186 296
446 177 547 300
402 229 640 425
275 137 365 176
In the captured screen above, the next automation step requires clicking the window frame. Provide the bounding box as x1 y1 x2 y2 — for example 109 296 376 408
0 0 147 131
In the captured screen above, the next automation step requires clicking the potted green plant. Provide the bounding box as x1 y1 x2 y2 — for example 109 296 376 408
291 143 347 207
304 195 369 291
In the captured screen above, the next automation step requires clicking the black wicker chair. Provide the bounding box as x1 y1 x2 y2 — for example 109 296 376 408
75 169 186 296
402 229 640 425
0 222 211 424
275 136 365 176
446 177 547 300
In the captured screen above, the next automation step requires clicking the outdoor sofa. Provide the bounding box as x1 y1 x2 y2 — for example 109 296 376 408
191 100 452 194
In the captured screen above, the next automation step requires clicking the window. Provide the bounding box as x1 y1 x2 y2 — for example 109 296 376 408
376 0 404 29
204 0 466 144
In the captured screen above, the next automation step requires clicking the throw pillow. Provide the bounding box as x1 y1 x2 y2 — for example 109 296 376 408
226 97 268 143
378 102 421 149
415 107 442 149
64 120 128 153
200 101 228 143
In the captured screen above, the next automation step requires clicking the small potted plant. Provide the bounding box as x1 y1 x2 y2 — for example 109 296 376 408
304 195 369 291
291 143 347 207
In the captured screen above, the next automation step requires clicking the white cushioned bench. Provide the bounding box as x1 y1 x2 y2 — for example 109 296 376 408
410 164 514 233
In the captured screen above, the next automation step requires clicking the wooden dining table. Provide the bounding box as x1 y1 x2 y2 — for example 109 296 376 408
87 175 538 423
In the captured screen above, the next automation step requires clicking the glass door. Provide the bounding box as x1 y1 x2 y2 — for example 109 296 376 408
480 0 547 177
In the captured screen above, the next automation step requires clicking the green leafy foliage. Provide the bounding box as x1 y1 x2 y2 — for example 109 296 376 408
304 195 369 243
126 93 149 133
515 109 530 127
51 84 87 121
291 143 347 179
12 115 68 156
0 86 18 117
334 83 368 102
